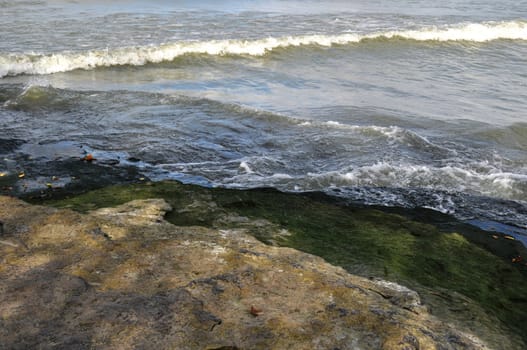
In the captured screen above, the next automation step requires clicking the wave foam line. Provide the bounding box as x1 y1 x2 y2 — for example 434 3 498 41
1 21 525 77
371 20 527 42
306 162 527 201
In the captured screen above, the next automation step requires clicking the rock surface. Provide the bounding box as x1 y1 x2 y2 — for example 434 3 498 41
0 196 493 349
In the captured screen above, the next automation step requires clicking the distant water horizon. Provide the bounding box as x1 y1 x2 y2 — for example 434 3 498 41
1 0 526 241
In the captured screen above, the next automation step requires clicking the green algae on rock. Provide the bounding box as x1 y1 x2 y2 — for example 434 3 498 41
0 195 494 350
32 181 527 348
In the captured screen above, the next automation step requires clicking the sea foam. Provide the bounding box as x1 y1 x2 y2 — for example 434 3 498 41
306 162 527 201
0 21 525 78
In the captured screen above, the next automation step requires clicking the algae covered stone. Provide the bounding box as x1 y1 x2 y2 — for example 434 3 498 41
0 194 502 349
23 181 527 348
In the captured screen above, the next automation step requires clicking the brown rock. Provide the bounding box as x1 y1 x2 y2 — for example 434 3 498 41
0 196 490 349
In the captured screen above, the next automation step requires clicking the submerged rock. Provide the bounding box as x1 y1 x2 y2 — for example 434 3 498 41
0 196 493 349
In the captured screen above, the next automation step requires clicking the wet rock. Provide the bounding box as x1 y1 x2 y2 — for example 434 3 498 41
0 196 501 349
0 138 25 154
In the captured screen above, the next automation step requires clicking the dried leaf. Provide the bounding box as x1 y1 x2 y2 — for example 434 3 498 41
250 306 263 316
512 256 522 263
82 154 96 162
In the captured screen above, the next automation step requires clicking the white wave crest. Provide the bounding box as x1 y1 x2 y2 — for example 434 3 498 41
319 121 451 152
1 20 525 77
323 121 404 139
306 162 527 200
372 20 527 42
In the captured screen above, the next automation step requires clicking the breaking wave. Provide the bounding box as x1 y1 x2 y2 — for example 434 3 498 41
304 162 527 201
1 20 525 77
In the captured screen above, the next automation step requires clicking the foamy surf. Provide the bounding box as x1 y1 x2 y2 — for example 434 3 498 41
369 20 527 42
1 20 525 77
304 162 527 201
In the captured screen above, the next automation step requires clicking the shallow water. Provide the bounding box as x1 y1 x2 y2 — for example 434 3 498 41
1 0 526 240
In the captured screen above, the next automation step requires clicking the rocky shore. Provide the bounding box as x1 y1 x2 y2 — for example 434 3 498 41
1 182 526 349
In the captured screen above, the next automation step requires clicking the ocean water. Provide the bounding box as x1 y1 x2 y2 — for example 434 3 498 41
1 0 526 241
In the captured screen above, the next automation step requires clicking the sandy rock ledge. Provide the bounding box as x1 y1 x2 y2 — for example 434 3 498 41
0 196 489 349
